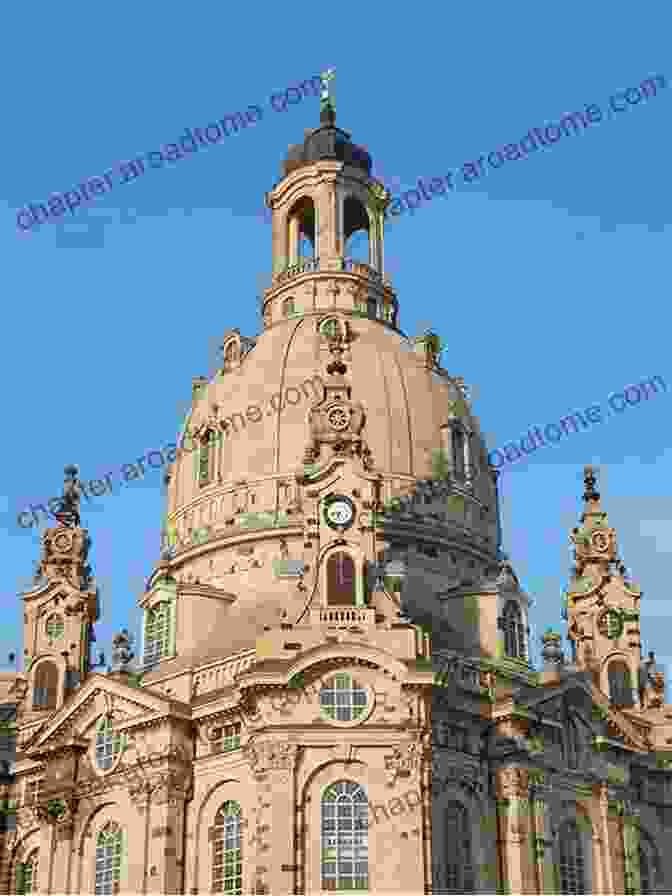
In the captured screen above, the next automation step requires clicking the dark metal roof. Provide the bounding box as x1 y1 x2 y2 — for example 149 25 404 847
283 106 372 178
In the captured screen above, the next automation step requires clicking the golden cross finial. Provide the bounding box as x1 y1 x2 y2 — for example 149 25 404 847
320 68 336 109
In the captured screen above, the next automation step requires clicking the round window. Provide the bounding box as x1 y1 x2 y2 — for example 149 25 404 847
320 672 369 724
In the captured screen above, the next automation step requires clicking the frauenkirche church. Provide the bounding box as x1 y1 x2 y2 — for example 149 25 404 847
2 83 672 895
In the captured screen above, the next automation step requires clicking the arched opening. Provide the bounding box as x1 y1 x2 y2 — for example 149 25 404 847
343 196 371 265
287 197 316 266
321 781 368 891
608 660 633 706
212 801 242 895
33 661 58 710
434 801 474 893
326 552 356 606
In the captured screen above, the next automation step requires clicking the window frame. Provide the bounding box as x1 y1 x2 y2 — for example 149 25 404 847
319 672 369 726
502 600 526 660
320 780 369 892
211 800 243 895
94 821 124 896
142 600 175 668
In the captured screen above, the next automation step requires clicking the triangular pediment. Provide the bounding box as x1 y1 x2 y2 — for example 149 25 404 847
512 673 651 751
23 674 190 755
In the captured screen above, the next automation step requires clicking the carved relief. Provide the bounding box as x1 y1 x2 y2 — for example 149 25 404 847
243 739 300 777
496 767 529 800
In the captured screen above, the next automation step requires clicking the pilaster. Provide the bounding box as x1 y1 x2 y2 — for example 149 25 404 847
243 738 301 896
495 767 531 895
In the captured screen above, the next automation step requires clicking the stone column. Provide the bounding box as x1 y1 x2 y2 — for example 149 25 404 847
288 214 299 266
495 767 531 895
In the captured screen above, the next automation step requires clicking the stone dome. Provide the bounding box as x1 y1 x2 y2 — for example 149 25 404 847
171 317 492 509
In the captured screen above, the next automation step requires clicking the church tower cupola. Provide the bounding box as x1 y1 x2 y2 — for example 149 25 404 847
20 467 99 716
262 70 397 332
564 465 660 709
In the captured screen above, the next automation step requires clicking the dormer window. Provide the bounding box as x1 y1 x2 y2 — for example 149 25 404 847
143 601 173 666
45 614 64 642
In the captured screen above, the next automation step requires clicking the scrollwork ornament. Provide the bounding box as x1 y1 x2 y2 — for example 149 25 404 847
497 766 529 800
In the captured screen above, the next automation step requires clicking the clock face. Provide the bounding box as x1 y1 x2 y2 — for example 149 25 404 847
325 497 355 529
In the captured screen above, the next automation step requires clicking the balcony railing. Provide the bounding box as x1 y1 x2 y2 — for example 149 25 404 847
310 607 376 627
274 256 391 287
276 257 321 283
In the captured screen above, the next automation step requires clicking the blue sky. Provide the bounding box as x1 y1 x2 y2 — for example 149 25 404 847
1 3 670 676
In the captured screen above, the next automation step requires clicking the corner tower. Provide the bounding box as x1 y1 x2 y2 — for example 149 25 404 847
564 465 663 709
20 467 99 716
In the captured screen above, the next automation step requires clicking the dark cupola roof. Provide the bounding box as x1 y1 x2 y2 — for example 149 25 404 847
282 105 372 177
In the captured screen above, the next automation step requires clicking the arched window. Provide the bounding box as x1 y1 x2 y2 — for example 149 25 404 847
434 801 474 893
565 717 582 769
640 846 652 894
320 672 368 722
503 601 525 659
95 822 123 895
95 716 123 771
608 660 633 706
45 614 64 642
321 781 368 891
15 850 38 895
558 821 586 894
452 426 466 478
639 831 660 894
143 601 172 666
198 430 216 486
283 298 296 317
212 800 242 895
326 552 356 606
33 661 58 710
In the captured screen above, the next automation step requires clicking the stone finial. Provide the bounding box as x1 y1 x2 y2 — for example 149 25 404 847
110 629 135 672
583 465 600 503
53 465 82 528
541 629 564 664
